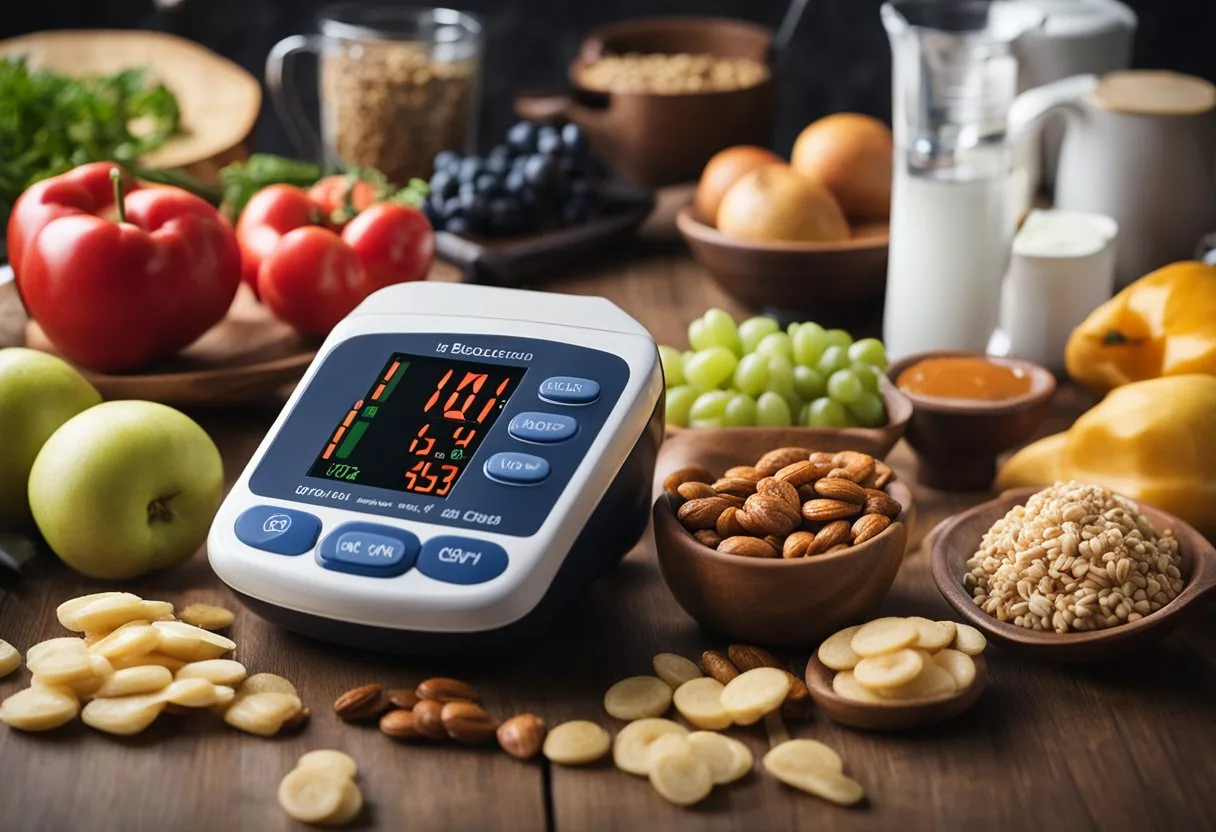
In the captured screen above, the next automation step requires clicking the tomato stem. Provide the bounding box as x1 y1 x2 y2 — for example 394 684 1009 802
110 167 127 224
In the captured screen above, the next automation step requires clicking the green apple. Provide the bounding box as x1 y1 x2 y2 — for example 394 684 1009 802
28 401 224 580
0 348 102 528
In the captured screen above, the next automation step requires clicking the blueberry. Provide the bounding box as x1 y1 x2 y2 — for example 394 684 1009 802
506 121 538 153
429 169 457 200
537 128 562 157
458 181 478 201
486 153 510 175
458 156 484 183
433 150 460 174
443 196 464 218
503 168 527 195
475 173 500 195
560 123 588 156
489 143 513 161
446 217 471 234
523 154 554 189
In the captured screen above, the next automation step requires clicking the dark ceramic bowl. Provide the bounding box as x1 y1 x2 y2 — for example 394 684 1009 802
885 351 1056 491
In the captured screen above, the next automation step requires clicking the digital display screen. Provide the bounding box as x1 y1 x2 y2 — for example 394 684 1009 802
307 353 526 497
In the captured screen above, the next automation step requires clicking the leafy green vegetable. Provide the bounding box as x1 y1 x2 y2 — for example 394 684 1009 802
0 56 181 227
219 154 325 219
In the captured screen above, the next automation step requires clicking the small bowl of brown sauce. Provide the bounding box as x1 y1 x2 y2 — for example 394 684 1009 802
886 352 1056 491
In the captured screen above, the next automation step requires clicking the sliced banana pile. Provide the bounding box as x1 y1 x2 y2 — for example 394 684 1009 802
0 591 305 737
279 749 363 827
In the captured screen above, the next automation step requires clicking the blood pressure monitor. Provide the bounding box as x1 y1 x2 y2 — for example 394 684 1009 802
208 283 663 654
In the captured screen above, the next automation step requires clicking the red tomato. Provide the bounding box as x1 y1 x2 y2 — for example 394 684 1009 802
257 226 365 336
234 184 320 297
343 203 436 289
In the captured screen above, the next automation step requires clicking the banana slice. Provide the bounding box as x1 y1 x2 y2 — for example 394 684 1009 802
88 621 159 662
224 692 302 736
25 637 87 666
237 673 298 698
56 592 134 629
646 733 693 767
0 685 79 731
326 779 364 826
876 662 957 700
543 720 611 765
96 666 174 698
850 617 918 657
853 649 924 689
672 677 732 730
178 603 235 631
764 739 863 805
687 731 753 785
298 749 359 780
278 766 351 824
720 667 789 726
176 659 248 686
764 739 842 774
907 617 954 651
953 623 987 656
603 676 673 721
81 692 166 735
163 678 224 708
831 671 884 703
933 649 977 690
27 646 95 687
109 652 186 672
0 639 21 678
652 653 703 689
817 625 862 671
613 718 688 775
649 748 713 806
151 621 235 662
60 594 162 635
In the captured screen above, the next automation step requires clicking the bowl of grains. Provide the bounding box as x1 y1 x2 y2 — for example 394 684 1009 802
931 482 1216 661
515 17 774 188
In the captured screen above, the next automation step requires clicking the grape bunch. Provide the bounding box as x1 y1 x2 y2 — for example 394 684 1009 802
661 309 889 429
425 120 605 236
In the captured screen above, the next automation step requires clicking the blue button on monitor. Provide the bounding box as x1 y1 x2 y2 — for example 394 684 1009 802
507 411 578 443
318 522 419 577
539 376 600 405
235 506 321 555
417 536 509 585
484 452 550 484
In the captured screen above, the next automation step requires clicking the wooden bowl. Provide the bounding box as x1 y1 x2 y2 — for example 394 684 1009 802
885 351 1056 491
661 377 912 463
0 30 261 181
804 651 988 731
652 478 914 647
931 488 1216 662
676 206 889 324
516 17 774 188
24 287 316 406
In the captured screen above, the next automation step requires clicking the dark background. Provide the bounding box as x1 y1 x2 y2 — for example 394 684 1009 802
4 0 1216 157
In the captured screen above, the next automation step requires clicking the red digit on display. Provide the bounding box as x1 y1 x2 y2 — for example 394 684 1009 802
405 460 439 494
408 424 435 455
452 426 476 448
436 464 460 496
443 371 489 421
424 369 454 414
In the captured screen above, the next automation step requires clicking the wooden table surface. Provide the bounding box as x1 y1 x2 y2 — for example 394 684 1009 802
1 243 1214 832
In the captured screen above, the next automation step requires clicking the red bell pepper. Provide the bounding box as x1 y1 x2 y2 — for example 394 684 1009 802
8 163 241 373
235 178 434 336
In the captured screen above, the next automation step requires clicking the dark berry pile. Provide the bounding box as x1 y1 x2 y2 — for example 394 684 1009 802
425 121 605 236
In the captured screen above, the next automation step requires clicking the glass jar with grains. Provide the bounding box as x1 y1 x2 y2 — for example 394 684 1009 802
268 4 482 184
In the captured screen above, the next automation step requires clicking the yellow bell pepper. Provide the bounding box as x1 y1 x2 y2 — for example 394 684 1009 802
997 374 1216 537
1065 260 1216 393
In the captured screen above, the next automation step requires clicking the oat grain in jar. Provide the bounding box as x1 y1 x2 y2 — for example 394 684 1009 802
268 5 482 185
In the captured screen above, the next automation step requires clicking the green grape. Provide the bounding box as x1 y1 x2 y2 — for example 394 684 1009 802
689 389 732 422
827 369 864 404
784 391 804 419
847 392 887 428
733 353 770 396
848 337 887 370
687 317 713 351
786 321 801 339
816 345 851 377
793 365 826 401
739 316 779 354
684 347 738 391
823 328 854 350
755 332 794 361
808 397 849 428
765 353 796 398
799 402 813 427
852 363 882 393
701 308 743 355
792 321 827 367
658 345 685 387
756 391 792 426
690 417 725 429
724 393 758 426
665 385 699 428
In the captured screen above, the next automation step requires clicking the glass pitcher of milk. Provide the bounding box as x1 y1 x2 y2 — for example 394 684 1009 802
881 0 1096 360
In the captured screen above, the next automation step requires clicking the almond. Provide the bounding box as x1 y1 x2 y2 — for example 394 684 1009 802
755 447 811 476
873 460 895 489
664 465 714 496
700 651 740 684
724 466 763 482
740 493 800 536
763 535 786 552
718 536 778 558
718 494 746 508
812 478 866 505
772 460 817 487
387 688 421 709
716 506 748 537
782 531 815 559
416 677 480 703
677 481 716 501
864 489 903 519
441 701 498 744
851 513 892 544
712 477 757 499
380 708 425 741
808 451 836 465
498 714 546 760
807 520 851 555
829 451 876 484
797 484 817 503
412 699 447 740
333 684 388 722
800 499 862 523
727 644 781 672
693 529 723 549
677 497 735 530
756 477 800 511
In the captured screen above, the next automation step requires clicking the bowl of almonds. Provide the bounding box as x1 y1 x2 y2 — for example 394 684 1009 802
653 446 914 646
